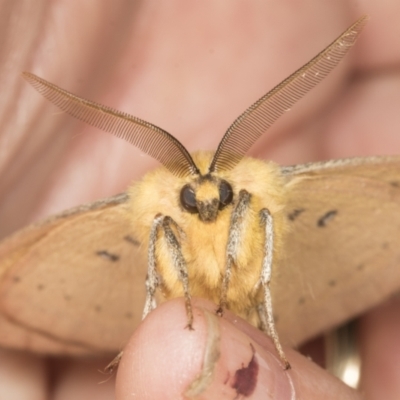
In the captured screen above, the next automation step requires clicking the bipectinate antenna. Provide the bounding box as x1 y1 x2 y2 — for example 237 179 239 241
209 16 368 174
23 72 199 178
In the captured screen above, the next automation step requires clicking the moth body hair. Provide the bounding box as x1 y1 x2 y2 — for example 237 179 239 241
128 151 288 323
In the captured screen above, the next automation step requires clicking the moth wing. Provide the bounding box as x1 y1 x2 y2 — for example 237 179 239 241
274 156 400 346
0 193 147 356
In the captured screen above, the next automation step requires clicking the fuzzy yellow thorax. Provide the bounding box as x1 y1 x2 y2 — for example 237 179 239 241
128 151 288 325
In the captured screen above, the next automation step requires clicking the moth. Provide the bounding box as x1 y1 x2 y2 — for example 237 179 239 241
1 16 399 368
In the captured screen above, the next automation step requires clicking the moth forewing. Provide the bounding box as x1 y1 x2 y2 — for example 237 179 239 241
0 194 147 355
273 156 400 345
0 17 370 368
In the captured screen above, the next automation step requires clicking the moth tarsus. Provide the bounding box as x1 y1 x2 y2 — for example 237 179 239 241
142 216 162 319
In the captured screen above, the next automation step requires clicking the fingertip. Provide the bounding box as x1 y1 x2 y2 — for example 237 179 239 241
115 299 362 399
115 299 209 400
115 298 294 399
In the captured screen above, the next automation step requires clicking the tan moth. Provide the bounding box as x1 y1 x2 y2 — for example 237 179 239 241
1 15 399 368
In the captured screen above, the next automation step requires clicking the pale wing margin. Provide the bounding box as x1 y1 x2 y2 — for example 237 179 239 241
273 156 400 346
281 155 400 180
29 192 129 228
0 192 129 261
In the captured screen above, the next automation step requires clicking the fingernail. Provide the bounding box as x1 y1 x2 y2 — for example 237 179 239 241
185 310 295 399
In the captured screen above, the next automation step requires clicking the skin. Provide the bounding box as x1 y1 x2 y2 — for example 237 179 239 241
1 0 400 398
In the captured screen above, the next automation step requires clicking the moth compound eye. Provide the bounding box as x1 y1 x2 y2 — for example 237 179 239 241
180 185 198 213
219 180 233 209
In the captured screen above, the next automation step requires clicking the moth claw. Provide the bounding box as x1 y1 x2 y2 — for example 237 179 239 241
216 307 224 317
284 361 291 370
185 322 194 331
104 351 123 374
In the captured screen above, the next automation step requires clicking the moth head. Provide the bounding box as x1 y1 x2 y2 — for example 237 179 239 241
22 17 366 194
180 175 233 222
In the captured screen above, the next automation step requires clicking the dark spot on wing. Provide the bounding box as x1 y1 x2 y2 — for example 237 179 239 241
37 284 45 291
317 210 337 227
328 280 336 287
124 235 140 246
231 343 258 397
96 250 120 262
288 208 305 221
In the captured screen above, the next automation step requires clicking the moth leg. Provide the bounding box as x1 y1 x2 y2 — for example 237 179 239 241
106 215 191 374
142 214 164 320
162 216 194 329
143 214 193 329
105 353 122 374
217 189 251 315
259 209 291 370
105 215 165 374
